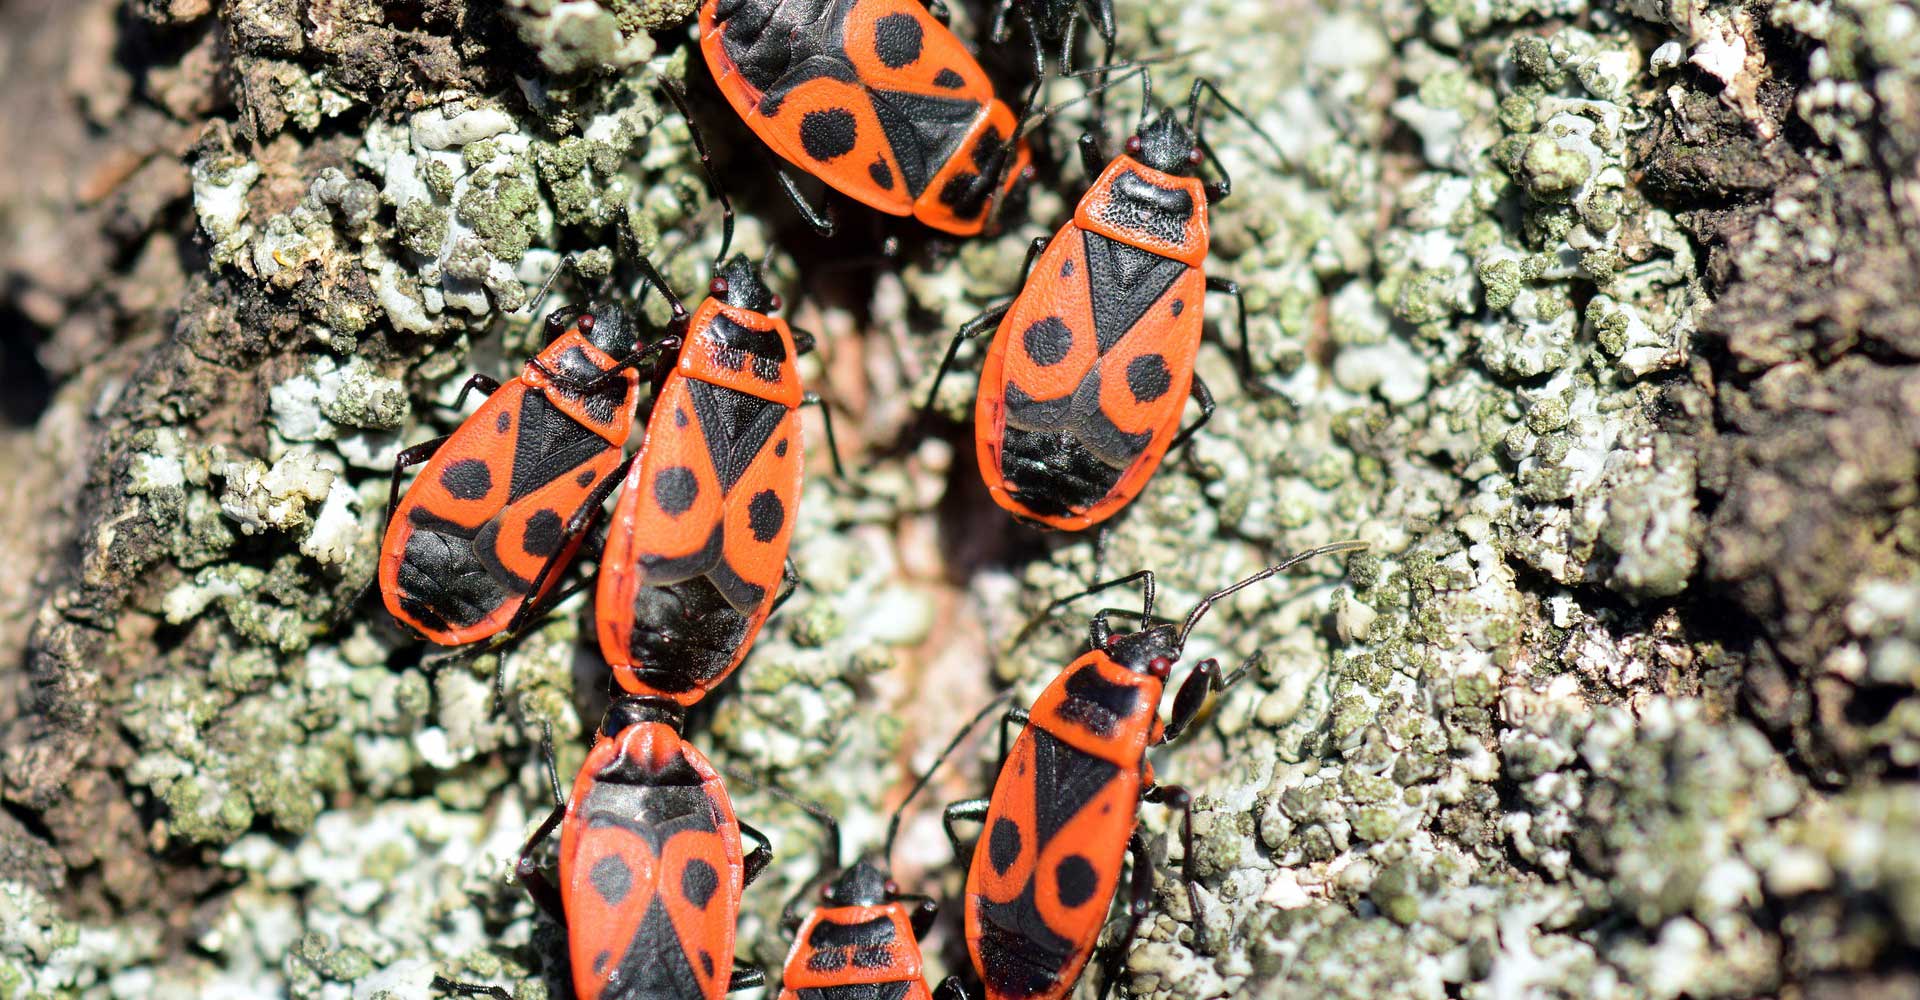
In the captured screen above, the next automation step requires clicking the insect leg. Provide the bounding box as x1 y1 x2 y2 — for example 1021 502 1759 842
1142 783 1214 955
1096 828 1156 999
726 963 768 993
802 391 847 480
429 975 513 999
1164 375 1215 456
740 818 775 886
771 559 801 614
934 976 974 1000
773 163 837 236
941 799 989 858
1204 274 1271 397
1162 650 1263 745
513 800 569 924
1009 569 1156 649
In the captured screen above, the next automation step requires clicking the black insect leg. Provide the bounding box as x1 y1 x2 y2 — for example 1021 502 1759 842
1162 651 1259 744
941 799 989 859
802 390 847 480
770 559 801 614
934 975 973 1000
1163 376 1215 456
1095 828 1155 1000
513 799 569 924
1009 569 1156 649
726 963 767 993
430 975 513 999
1204 274 1270 397
773 163 836 236
917 236 1049 432
1142 783 1216 955
656 79 736 264
741 818 775 886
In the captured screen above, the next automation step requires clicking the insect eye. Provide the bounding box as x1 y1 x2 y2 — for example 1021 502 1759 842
710 276 730 296
820 884 835 902
1188 147 1203 165
769 293 783 311
1148 656 1173 678
1103 632 1121 648
578 314 596 331
1125 135 1143 154
884 879 899 897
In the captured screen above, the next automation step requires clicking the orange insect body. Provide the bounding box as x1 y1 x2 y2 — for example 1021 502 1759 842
596 258 806 704
380 306 642 645
699 0 1033 236
963 648 1164 1000
550 699 755 1000
779 893 934 1000
974 152 1212 532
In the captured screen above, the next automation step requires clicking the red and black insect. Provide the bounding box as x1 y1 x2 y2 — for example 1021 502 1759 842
379 302 670 647
941 543 1366 1000
593 250 839 705
771 696 1009 1000
924 76 1280 532
698 0 1035 236
434 697 774 1000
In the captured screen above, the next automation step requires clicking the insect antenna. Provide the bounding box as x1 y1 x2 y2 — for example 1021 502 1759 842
1173 540 1370 653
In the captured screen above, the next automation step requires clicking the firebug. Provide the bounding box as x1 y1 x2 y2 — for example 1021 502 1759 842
924 75 1285 532
941 542 1368 1000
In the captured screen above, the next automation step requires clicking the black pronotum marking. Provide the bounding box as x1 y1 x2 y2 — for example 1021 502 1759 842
747 489 785 543
1055 664 1142 736
440 459 493 500
655 466 700 516
1098 168 1197 247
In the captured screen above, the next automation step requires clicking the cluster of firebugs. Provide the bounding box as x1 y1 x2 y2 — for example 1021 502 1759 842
375 0 1367 996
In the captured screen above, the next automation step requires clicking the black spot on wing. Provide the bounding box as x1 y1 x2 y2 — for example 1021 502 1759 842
496 410 512 433
868 88 978 195
868 157 895 190
802 108 859 161
989 816 1022 874
591 854 632 905
655 466 699 516
1127 353 1172 403
520 508 564 558
1055 854 1097 908
686 380 787 494
440 459 493 500
933 68 965 88
747 490 786 543
508 392 611 503
575 468 595 487
873 12 922 68
682 858 719 908
1081 230 1187 354
1022 316 1073 367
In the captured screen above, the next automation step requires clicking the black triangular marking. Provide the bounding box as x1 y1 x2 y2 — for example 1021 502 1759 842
605 896 707 1000
508 392 608 503
686 380 786 494
868 88 979 195
1029 728 1121 849
1081 231 1186 354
